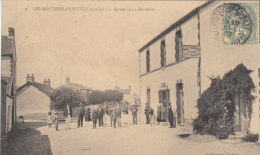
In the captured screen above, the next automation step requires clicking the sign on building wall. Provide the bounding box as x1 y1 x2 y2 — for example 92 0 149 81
182 45 201 58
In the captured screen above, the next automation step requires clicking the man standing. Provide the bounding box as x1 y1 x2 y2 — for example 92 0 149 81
111 107 117 128
144 103 150 124
116 107 122 127
85 106 91 122
149 107 154 126
53 111 59 131
97 105 104 127
77 103 85 128
168 104 175 128
132 104 138 124
64 104 72 130
92 109 98 129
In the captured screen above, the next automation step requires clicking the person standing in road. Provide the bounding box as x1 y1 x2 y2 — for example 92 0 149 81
157 104 162 125
46 112 52 128
77 103 85 128
97 105 104 127
85 106 91 122
92 109 98 129
53 112 59 131
111 107 117 128
149 107 155 126
110 107 113 127
116 107 122 127
168 104 175 128
64 104 72 130
132 104 138 124
144 103 150 124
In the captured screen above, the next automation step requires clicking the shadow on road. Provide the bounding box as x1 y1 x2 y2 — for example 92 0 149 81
3 122 52 155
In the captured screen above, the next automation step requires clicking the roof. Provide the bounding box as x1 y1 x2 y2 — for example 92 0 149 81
119 89 131 95
63 83 91 90
138 0 215 52
1 36 15 55
16 82 54 97
1 76 13 96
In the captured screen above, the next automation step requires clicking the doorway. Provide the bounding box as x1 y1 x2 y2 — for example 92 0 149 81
176 83 184 126
234 93 248 133
159 89 170 122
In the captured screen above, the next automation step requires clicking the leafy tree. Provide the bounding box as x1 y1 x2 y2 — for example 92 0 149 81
50 87 85 111
87 89 123 105
103 90 123 103
87 90 104 105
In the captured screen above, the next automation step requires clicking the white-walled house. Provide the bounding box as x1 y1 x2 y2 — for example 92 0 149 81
139 0 260 133
16 74 53 120
1 27 17 136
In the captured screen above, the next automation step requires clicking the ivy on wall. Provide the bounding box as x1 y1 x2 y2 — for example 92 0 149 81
193 64 255 139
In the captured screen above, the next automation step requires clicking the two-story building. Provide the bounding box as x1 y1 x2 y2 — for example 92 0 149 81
138 0 259 133
1 27 17 132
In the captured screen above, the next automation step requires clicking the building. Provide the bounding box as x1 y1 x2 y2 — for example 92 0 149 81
60 76 92 102
63 76 92 94
1 79 7 151
16 74 54 120
138 0 260 133
1 27 17 133
114 86 140 105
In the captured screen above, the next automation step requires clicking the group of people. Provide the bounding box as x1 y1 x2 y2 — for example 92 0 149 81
47 102 176 131
145 103 176 128
47 103 126 131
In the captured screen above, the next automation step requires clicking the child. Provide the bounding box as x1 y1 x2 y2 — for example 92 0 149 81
92 109 98 129
53 112 59 131
46 112 52 128
112 108 117 128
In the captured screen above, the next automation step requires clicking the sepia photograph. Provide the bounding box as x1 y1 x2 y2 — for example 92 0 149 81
1 0 260 154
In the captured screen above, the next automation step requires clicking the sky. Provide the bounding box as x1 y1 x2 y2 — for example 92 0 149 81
2 0 205 93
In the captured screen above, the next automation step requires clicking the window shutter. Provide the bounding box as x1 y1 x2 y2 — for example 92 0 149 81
159 91 163 103
146 49 150 72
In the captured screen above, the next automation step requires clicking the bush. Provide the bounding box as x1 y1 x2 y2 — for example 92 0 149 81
242 133 259 142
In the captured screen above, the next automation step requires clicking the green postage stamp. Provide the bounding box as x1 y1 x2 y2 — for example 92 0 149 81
223 3 258 45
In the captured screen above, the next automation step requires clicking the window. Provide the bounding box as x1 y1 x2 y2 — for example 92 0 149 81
146 49 150 72
160 39 166 67
175 28 183 62
147 89 151 104
258 68 260 78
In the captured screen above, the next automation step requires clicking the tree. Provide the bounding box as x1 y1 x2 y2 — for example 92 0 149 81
87 90 104 105
87 89 123 105
103 90 123 103
50 87 85 111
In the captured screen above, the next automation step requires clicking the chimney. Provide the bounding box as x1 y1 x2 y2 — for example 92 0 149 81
65 76 70 84
8 27 15 37
44 78 51 87
26 74 34 83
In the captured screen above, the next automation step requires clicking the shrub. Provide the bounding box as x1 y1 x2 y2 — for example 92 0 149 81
242 133 259 142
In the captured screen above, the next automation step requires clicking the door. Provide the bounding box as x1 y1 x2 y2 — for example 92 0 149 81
7 105 12 132
176 83 184 126
159 89 170 122
234 93 248 133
